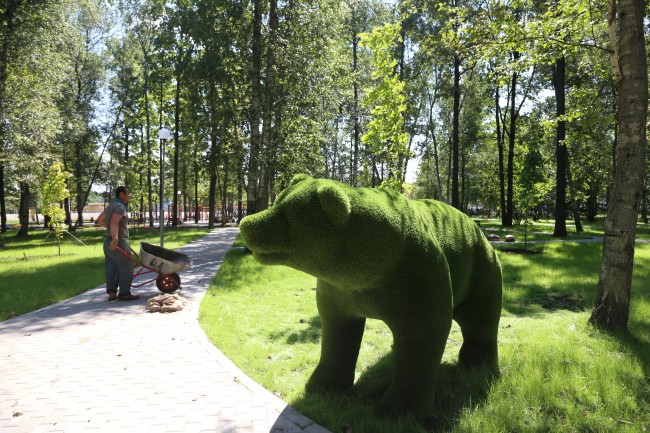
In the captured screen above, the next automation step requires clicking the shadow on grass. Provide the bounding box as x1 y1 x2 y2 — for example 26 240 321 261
269 315 322 344
271 312 496 432
289 350 497 433
499 242 602 316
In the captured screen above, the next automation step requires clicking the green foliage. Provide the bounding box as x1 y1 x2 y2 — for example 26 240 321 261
0 0 627 253
515 115 554 219
360 23 410 191
42 162 72 254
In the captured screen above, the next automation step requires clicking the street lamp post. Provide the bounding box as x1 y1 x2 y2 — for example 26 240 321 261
177 191 181 223
158 128 171 247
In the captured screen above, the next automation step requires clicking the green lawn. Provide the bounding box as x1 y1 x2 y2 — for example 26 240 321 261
0 225 209 321
200 238 650 433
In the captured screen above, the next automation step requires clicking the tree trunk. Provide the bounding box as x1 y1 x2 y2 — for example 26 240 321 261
172 69 181 227
143 55 154 228
590 0 648 331
238 167 244 222
247 0 263 215
193 154 199 224
495 84 507 225
506 54 519 227
182 164 187 222
446 135 452 201
642 184 648 224
208 170 216 230
207 124 220 229
0 3 17 234
451 53 461 209
427 88 443 200
352 24 360 187
586 183 598 222
0 163 6 233
230 85 245 223
63 196 72 227
124 126 129 186
460 151 466 212
74 138 83 230
553 56 568 237
139 172 144 224
16 181 30 237
432 131 442 201
257 0 277 212
566 156 584 232
221 154 229 227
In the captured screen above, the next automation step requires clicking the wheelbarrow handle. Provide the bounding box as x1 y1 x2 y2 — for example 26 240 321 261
115 246 139 265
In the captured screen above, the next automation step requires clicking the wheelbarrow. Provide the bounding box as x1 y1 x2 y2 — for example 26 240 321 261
116 242 193 293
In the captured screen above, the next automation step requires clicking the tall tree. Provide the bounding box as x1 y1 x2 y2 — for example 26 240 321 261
589 0 647 330
0 0 55 233
3 0 69 237
159 0 194 226
256 0 278 212
58 0 107 230
552 56 568 237
119 0 166 228
246 0 263 215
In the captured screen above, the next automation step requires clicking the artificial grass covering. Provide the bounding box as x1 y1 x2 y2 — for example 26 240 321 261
200 240 650 433
0 226 209 321
238 175 503 418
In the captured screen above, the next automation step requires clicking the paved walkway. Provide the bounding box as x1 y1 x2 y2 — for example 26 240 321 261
0 227 330 433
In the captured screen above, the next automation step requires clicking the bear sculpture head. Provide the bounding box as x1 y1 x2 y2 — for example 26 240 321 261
239 174 403 289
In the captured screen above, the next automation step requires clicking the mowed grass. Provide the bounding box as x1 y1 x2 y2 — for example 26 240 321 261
0 226 209 321
200 239 650 433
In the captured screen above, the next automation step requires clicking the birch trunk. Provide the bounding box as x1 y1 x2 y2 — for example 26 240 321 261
590 0 648 330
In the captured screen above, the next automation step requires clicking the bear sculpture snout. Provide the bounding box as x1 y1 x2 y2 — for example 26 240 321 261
239 210 290 264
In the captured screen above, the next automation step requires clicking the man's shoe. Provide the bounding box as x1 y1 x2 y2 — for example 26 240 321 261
117 293 140 301
107 292 118 302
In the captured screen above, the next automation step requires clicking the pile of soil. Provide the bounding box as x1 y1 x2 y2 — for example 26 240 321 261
145 293 188 313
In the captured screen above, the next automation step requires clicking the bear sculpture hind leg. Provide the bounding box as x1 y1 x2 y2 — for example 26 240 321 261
453 279 502 372
377 315 452 420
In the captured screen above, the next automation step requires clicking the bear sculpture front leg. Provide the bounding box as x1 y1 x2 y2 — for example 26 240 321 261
306 280 366 393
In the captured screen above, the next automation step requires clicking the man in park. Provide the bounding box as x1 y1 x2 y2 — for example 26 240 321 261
96 186 139 301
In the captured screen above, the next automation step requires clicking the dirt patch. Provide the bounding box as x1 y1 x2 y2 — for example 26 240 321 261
498 248 543 255
530 292 586 312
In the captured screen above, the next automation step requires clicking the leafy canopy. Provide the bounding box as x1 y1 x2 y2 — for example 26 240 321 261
360 22 410 191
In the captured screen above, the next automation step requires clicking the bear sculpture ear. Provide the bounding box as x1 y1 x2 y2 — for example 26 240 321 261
290 173 312 186
317 184 351 226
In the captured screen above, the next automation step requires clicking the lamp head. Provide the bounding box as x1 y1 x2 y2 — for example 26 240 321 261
158 128 171 140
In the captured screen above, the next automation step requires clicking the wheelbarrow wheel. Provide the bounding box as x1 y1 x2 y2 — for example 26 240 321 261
156 273 181 293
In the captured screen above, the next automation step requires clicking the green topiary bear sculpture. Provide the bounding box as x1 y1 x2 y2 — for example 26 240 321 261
239 174 502 419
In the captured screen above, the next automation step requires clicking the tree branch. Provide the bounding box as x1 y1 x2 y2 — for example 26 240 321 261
607 0 622 82
74 104 124 228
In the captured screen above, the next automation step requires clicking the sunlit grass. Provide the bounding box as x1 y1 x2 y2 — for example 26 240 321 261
0 226 209 321
201 240 650 433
